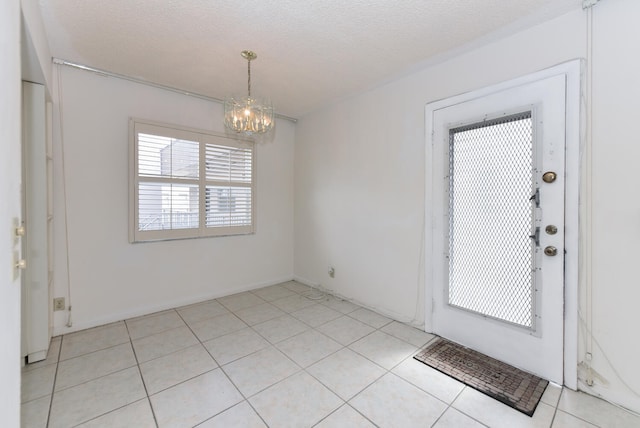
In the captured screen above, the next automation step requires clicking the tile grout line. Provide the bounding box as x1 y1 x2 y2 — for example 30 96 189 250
340 325 457 427
432 385 491 428
176 300 273 427
56 321 130 363
208 286 363 426
342 322 424 427
47 323 161 425
227 333 347 426
553 389 604 428
48 347 138 394
44 334 63 428
124 315 161 428
229 286 317 427
544 385 565 428
50 319 163 426
57 339 130 364
298 313 432 426
310 402 379 428
232 285 342 425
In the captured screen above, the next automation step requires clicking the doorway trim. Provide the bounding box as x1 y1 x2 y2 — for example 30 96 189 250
424 60 582 389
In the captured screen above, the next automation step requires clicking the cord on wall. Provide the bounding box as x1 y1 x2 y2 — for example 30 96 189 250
578 309 640 401
56 63 73 328
302 284 326 301
411 212 426 325
582 0 602 10
583 0 595 388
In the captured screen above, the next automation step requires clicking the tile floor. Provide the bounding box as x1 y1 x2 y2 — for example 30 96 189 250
21 281 640 427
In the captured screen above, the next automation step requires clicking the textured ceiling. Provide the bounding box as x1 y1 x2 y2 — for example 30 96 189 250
38 0 582 118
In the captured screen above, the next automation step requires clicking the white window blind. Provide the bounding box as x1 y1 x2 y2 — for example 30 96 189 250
129 120 255 242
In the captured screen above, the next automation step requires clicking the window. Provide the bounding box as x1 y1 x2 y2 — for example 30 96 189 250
129 120 255 242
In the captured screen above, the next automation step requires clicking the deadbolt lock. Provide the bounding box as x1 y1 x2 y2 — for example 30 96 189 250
542 171 557 183
544 246 558 256
545 225 558 235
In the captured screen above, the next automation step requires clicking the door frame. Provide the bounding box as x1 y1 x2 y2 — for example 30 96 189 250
424 60 582 388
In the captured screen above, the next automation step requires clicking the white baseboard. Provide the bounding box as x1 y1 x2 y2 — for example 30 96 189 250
53 275 295 336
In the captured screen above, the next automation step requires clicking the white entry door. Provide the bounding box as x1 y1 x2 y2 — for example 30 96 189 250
428 72 568 384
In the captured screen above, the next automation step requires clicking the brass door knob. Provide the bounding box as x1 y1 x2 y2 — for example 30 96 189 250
542 171 557 183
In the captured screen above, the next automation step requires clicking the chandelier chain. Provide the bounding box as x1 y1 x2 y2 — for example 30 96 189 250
247 58 251 98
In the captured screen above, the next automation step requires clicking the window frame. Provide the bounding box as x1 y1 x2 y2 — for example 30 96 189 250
129 119 256 242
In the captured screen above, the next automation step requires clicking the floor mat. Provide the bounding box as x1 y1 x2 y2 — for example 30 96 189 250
414 337 548 416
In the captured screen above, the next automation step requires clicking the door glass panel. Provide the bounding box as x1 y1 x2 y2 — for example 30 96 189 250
447 112 535 328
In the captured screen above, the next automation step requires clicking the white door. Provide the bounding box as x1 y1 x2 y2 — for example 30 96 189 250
428 73 567 383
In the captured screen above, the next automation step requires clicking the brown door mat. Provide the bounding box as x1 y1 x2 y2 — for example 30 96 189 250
414 337 548 416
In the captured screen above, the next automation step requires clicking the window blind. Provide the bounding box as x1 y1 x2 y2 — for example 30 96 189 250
130 120 255 242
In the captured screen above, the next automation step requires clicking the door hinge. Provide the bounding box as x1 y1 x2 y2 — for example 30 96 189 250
529 227 540 247
529 188 540 207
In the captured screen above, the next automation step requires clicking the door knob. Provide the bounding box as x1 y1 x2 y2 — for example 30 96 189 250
542 171 557 183
15 259 27 269
544 246 558 256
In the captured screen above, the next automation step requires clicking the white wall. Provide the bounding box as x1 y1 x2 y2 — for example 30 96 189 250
51 66 295 334
295 1 640 414
20 0 52 91
584 0 640 412
1 0 23 425
295 7 586 322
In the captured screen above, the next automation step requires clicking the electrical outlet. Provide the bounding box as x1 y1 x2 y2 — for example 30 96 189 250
328 266 335 278
53 297 65 311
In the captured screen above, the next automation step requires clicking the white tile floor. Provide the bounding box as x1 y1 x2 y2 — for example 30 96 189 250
21 281 640 427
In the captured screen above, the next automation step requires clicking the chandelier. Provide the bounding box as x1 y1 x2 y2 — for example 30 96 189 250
224 50 274 135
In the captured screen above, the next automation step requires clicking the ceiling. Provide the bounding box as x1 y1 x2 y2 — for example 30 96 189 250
38 0 582 119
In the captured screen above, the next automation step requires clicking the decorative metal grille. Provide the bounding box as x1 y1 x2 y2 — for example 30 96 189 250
447 112 535 328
